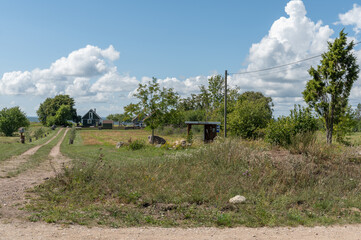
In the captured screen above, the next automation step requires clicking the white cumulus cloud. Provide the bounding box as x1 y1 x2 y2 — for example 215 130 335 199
338 4 361 34
232 0 334 115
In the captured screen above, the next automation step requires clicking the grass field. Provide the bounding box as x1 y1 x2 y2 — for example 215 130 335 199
0 124 56 162
78 128 203 146
25 128 361 227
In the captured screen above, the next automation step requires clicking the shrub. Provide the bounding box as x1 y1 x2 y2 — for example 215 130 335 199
266 105 318 147
128 139 145 150
69 127 76 144
33 127 44 139
228 92 273 139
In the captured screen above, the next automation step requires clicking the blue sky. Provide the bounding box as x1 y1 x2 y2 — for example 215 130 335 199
0 0 361 117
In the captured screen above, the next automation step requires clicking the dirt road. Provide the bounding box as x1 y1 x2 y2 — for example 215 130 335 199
0 128 63 178
0 221 360 240
0 128 69 219
0 128 360 239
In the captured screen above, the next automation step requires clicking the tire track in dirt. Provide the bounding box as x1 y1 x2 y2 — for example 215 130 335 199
0 128 63 178
0 128 70 220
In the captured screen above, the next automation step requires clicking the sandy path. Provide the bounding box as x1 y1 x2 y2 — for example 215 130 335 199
0 128 70 220
0 221 360 240
0 128 63 177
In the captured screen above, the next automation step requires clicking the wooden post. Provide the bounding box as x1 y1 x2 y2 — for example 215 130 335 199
224 70 227 138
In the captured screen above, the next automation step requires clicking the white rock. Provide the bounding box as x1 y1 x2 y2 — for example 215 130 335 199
116 142 124 148
229 195 246 204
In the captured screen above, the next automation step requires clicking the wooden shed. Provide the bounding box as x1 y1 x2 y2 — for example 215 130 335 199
102 120 114 129
185 121 221 142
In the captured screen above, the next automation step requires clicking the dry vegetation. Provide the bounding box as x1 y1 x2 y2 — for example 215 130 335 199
25 129 361 227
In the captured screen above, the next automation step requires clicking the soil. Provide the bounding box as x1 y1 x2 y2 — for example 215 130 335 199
0 128 360 239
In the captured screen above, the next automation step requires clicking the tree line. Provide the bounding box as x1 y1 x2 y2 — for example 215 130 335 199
1 31 359 145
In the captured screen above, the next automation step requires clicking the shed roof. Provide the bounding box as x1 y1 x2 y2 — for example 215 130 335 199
185 121 221 125
103 120 113 124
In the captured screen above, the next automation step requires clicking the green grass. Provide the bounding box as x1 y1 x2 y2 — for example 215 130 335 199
0 127 58 162
26 130 361 227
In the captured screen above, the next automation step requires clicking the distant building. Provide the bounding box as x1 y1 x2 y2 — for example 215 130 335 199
102 120 114 129
81 109 102 127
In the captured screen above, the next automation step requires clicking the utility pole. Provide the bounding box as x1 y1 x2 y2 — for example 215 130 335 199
224 70 227 138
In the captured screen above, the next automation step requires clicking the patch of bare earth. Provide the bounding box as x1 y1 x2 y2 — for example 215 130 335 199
0 128 63 178
0 129 360 239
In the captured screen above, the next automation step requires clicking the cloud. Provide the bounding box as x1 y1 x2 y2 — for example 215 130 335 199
231 0 334 115
0 45 125 97
338 4 361 34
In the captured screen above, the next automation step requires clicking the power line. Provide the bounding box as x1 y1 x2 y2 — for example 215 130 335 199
230 41 361 76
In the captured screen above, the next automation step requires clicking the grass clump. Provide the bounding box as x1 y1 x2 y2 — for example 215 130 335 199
27 136 361 227
128 139 145 150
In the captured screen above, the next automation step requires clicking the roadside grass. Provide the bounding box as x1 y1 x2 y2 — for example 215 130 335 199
0 127 57 162
26 131 361 227
6 128 64 177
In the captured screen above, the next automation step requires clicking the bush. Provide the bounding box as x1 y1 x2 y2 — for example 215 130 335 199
34 127 44 140
228 92 272 139
0 107 30 136
128 139 145 150
265 105 318 147
69 127 76 144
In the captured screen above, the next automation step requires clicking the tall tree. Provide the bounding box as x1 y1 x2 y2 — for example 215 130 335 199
0 107 30 136
133 77 179 143
303 30 359 144
37 95 77 126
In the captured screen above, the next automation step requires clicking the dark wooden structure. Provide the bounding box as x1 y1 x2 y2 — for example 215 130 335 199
81 109 102 127
185 121 221 142
102 120 114 129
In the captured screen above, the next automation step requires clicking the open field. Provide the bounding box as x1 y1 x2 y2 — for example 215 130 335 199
25 128 361 228
0 125 56 163
78 128 202 146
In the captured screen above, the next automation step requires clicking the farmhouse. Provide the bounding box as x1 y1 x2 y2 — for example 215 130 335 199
81 109 102 127
132 114 145 128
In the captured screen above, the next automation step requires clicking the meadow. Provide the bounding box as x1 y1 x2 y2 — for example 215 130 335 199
25 128 361 227
0 123 55 162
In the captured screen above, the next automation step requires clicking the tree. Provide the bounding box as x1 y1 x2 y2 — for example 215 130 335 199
46 105 72 126
303 30 359 144
228 91 273 138
133 77 179 143
0 107 30 136
37 95 77 126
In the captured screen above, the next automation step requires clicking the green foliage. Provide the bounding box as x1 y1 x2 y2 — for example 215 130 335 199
46 105 72 127
107 113 131 124
334 106 358 144
69 126 76 143
303 30 359 144
229 91 273 139
266 105 318 146
37 95 77 126
33 127 44 139
186 130 193 143
0 106 30 136
128 139 146 150
133 77 179 135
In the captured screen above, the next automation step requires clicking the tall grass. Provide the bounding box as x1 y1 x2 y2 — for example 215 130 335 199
27 137 361 227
